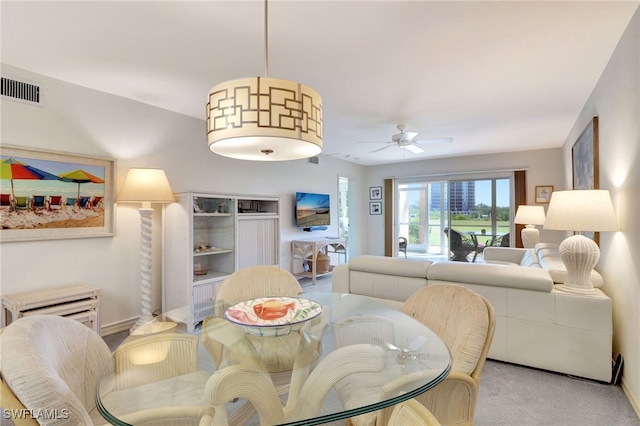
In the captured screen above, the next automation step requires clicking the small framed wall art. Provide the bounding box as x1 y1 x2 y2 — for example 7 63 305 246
369 201 382 215
535 185 553 203
369 186 382 200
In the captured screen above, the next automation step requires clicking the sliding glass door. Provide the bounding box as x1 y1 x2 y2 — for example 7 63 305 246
397 175 512 259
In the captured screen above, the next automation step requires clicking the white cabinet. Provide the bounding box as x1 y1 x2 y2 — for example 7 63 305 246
164 192 280 331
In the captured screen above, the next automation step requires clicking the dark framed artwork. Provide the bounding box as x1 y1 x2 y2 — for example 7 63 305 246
369 186 382 200
0 145 116 242
571 116 599 243
369 201 382 215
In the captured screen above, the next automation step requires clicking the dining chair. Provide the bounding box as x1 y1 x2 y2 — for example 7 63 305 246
387 399 441 426
202 265 325 425
112 332 200 390
1 315 114 424
1 316 212 426
394 284 495 426
201 343 387 426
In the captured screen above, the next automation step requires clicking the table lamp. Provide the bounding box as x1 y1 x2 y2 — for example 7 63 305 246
514 205 546 248
543 190 617 294
117 168 176 330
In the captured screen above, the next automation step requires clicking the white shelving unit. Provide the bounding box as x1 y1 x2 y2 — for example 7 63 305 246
164 192 280 331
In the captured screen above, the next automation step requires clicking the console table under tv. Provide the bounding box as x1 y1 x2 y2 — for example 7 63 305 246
291 237 347 285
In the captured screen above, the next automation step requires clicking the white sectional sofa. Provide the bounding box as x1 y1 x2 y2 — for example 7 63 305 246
332 244 613 382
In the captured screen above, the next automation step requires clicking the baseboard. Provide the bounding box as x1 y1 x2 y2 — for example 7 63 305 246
100 317 137 336
621 377 640 420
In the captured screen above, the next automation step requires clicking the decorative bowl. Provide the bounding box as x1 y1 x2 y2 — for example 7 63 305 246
224 296 322 337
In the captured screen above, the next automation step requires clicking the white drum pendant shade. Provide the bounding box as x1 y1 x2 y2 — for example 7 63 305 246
207 76 323 161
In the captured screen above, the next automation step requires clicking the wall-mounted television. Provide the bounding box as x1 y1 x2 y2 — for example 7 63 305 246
295 192 330 229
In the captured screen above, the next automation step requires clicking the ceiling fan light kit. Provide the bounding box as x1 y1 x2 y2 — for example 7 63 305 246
206 0 323 161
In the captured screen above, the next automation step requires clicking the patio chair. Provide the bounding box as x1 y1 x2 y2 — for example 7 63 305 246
444 228 479 262
0 193 12 211
13 196 29 212
47 195 64 211
31 195 46 212
488 233 510 247
399 237 408 258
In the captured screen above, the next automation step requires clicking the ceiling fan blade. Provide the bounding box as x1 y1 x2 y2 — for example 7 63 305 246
413 137 454 144
370 145 392 153
404 132 419 141
405 144 424 154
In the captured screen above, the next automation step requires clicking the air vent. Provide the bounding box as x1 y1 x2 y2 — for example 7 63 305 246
308 156 319 165
1 76 41 104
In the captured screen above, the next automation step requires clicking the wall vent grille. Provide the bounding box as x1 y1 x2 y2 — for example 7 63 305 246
1 76 41 104
308 156 319 165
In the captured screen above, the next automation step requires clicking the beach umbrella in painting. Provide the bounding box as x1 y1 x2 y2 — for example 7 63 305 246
0 157 61 199
58 169 105 199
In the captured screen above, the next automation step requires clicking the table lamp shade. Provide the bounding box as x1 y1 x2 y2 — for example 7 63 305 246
543 190 617 232
117 168 176 203
514 205 546 248
542 190 617 294
514 205 546 226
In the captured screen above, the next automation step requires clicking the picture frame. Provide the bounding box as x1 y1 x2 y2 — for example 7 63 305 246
369 201 382 215
535 185 554 203
369 186 382 200
572 117 599 244
0 145 116 242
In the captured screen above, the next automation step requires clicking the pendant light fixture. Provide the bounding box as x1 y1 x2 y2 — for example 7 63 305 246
206 0 323 161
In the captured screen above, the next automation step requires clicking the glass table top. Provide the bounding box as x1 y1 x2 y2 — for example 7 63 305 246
97 291 451 426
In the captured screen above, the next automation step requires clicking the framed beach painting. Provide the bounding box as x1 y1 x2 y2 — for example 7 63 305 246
0 145 115 242
572 117 599 244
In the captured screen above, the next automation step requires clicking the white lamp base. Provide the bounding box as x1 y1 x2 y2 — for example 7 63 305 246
557 234 600 295
131 207 155 332
521 225 539 248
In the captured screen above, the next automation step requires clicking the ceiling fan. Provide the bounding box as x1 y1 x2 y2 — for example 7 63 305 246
359 124 453 154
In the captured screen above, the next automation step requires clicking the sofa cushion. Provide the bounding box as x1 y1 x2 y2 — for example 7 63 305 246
349 255 432 278
427 262 554 292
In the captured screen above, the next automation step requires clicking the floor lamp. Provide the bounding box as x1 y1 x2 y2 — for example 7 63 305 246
543 190 617 294
514 205 546 248
117 168 176 331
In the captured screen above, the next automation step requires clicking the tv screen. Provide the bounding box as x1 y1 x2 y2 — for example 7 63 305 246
296 192 330 228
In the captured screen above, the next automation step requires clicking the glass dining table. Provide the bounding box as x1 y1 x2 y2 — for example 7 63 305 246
96 291 452 426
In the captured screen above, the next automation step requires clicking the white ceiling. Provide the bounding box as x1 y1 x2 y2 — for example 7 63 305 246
2 1 638 165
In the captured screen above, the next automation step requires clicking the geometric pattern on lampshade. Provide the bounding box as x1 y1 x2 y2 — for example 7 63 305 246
206 76 323 161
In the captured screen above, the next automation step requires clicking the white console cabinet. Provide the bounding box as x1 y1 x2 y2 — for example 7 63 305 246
164 192 280 331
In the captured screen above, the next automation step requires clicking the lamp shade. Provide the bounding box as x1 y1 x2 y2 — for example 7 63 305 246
514 205 546 226
206 77 323 161
543 190 617 232
117 168 176 203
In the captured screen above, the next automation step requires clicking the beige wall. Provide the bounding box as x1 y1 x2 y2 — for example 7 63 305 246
558 8 639 414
